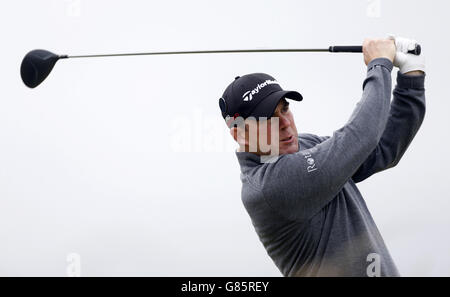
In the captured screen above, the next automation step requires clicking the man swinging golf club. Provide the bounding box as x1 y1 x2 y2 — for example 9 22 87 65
219 35 426 277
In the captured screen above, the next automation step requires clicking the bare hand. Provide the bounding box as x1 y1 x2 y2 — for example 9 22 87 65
363 38 396 66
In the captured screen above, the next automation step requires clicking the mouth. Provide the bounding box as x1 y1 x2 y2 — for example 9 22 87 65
281 135 294 144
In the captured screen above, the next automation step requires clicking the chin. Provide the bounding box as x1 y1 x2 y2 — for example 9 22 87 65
280 143 299 155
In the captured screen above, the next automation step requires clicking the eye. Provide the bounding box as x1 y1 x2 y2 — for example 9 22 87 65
281 103 289 113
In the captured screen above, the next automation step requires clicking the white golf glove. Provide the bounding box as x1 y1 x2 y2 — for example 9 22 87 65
388 34 426 74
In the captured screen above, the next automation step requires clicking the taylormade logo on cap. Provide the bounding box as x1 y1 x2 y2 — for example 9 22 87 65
242 79 279 101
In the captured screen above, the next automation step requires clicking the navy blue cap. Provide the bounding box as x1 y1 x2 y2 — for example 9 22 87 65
219 73 303 126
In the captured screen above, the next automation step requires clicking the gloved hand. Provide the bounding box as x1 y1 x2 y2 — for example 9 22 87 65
388 34 426 74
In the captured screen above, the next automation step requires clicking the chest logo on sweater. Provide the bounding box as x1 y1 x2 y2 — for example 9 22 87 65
301 151 318 173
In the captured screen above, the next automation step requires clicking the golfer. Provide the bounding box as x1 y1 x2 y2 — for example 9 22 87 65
219 36 426 277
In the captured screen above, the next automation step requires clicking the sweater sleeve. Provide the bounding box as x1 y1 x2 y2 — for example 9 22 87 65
351 72 426 183
261 58 394 222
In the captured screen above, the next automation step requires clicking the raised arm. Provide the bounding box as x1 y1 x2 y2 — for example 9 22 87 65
262 53 395 222
351 71 426 183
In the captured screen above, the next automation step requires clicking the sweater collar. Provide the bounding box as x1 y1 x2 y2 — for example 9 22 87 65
235 135 302 172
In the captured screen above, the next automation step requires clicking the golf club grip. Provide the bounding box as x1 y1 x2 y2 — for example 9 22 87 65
329 46 363 53
329 44 421 55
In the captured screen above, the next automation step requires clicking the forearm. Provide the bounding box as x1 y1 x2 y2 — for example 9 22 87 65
404 70 425 76
383 72 426 166
352 71 426 182
343 58 394 146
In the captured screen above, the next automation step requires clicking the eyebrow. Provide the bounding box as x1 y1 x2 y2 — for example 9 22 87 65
273 100 289 116
280 99 289 109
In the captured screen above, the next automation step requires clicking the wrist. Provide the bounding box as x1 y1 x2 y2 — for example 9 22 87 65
397 71 425 89
404 70 424 76
367 57 394 72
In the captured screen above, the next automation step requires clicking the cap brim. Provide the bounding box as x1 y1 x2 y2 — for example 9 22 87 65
249 90 303 119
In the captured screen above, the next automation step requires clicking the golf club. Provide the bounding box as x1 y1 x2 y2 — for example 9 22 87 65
20 44 421 89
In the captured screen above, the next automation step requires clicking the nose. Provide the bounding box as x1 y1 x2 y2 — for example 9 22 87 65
279 114 291 129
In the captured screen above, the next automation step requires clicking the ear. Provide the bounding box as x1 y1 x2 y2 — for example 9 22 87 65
229 126 238 142
229 126 248 146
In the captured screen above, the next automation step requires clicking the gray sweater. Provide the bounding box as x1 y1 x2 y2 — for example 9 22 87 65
235 58 426 277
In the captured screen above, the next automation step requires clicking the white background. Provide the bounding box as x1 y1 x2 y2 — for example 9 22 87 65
0 0 449 276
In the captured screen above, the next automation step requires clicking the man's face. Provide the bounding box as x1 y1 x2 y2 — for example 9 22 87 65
269 98 299 155
232 98 299 155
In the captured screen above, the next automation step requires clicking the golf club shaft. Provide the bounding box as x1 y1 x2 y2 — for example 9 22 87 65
65 48 329 59
63 45 421 59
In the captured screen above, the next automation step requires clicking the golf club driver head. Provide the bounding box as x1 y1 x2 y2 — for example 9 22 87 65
20 49 64 88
